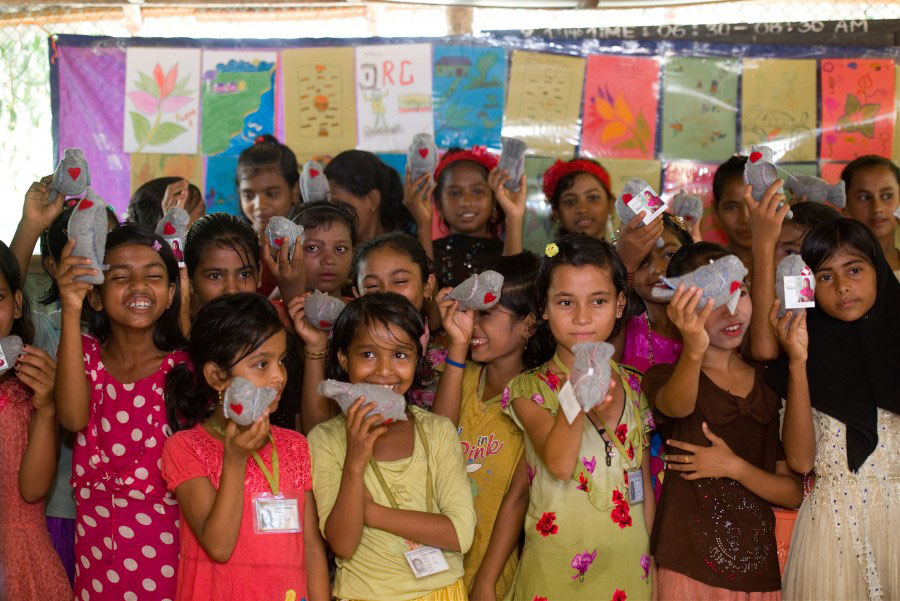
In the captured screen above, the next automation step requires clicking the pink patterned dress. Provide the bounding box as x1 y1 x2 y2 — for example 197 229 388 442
72 334 189 601
0 376 72 600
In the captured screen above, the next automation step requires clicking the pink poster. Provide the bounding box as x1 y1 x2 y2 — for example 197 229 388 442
820 59 896 161
581 55 660 159
662 161 726 244
820 162 846 185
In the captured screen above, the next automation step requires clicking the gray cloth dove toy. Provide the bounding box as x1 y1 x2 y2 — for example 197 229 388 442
223 377 277 427
300 160 330 203
155 206 189 265
305 290 346 331
444 270 504 311
0 336 23 375
744 145 793 219
498 137 527 193
317 380 408 423
265 216 304 261
407 133 439 183
775 254 813 320
785 175 846 208
67 190 108 285
49 148 91 205
670 191 704 225
570 342 615 413
651 254 748 315
616 178 665 248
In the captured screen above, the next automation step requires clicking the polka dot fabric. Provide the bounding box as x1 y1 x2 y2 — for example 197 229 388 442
72 335 189 601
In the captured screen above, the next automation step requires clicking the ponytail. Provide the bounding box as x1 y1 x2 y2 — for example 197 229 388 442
165 364 215 432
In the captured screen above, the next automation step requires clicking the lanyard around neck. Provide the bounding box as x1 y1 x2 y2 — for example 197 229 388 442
210 423 280 495
368 413 433 513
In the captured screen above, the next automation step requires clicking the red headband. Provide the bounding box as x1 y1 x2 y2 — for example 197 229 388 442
433 146 498 183
542 159 612 200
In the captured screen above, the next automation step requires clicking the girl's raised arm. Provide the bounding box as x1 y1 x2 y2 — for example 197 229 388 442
287 295 335 434
402 171 436 261
489 168 526 257
17 346 59 502
431 291 474 424
53 240 95 431
10 176 62 286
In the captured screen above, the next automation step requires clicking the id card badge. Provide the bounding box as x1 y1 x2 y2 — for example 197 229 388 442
252 492 301 534
167 237 185 267
626 469 644 504
405 545 450 579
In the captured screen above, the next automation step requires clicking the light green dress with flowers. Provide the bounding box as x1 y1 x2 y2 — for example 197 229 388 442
502 357 652 601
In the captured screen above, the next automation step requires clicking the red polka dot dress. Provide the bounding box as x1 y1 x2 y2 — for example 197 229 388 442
72 335 189 601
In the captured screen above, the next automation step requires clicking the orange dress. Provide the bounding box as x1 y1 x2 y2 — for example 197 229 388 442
0 376 72 600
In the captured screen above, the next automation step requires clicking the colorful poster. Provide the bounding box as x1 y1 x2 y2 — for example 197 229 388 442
200 50 276 156
205 154 241 216
662 161 724 243
820 59 896 161
741 59 817 162
661 57 738 161
820 162 846 185
893 65 900 162
505 51 586 156
123 47 200 154
581 55 660 159
283 47 357 161
432 46 506 150
355 44 434 152
130 154 203 197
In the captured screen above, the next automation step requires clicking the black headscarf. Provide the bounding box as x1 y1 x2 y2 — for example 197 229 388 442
766 219 900 472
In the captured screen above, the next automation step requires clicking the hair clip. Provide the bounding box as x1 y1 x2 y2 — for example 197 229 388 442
254 135 266 144
545 242 559 258
152 240 162 252
66 198 79 208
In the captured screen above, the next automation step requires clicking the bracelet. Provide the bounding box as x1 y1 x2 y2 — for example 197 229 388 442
304 348 327 361
444 356 465 369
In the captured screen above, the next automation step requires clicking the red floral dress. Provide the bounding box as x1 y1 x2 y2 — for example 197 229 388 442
502 359 652 601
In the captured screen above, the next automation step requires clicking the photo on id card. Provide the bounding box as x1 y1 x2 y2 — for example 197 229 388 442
783 275 815 309
626 186 668 224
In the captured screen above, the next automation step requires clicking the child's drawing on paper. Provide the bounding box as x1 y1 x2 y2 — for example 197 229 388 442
355 44 434 152
124 47 200 154
297 63 346 139
200 50 275 155
433 46 506 149
821 59 896 160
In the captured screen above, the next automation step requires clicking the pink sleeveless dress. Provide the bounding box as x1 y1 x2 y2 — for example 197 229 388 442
72 334 189 601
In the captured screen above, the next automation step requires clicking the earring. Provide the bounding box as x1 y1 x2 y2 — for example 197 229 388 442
217 389 225 404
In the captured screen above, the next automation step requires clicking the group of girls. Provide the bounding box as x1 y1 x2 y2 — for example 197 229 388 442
0 132 897 601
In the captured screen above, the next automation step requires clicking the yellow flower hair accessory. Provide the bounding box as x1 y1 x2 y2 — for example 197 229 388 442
545 243 559 258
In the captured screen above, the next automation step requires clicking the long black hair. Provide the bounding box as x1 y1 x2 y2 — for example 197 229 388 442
165 292 285 431
0 241 33 343
126 177 203 228
184 212 260 279
290 200 359 248
493 252 554 369
324 150 415 234
236 134 299 189
326 292 425 382
83 223 185 351
666 241 730 278
712 155 747 210
801 217 881 274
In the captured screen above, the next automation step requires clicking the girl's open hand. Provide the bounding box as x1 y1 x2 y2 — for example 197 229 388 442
666 285 714 356
488 167 527 223
666 422 741 480
402 171 435 229
744 180 790 251
616 212 664 273
161 179 191 213
223 412 271 462
15 345 56 414
286 293 329 352
23 175 64 232
56 239 97 312
344 397 388 472
768 301 808 362
262 240 305 305
437 287 475 349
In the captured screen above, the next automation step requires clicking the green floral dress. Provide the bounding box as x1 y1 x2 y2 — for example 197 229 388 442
502 358 652 601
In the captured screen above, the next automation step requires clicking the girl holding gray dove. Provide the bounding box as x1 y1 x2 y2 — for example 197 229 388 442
162 293 329 601
0 241 72 600
501 234 654 601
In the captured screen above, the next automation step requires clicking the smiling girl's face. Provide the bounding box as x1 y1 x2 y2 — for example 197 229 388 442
355 246 435 311
544 263 624 355
338 320 418 396
438 163 495 237
554 173 610 238
91 244 175 331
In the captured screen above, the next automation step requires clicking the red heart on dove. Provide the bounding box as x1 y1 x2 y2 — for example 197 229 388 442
67 167 81 180
418 148 429 158
274 237 284 247
319 320 332 329
484 292 497 304
309 169 320 178
229 403 244 415
622 193 633 202
749 151 762 163
162 222 176 235
730 281 740 294
78 200 93 210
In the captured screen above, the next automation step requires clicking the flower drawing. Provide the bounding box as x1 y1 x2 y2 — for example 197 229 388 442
539 370 561 392
526 461 537 483
532 393 546 406
610 501 633 529
570 549 597 581
615 423 628 445
535 512 559 537
627 372 641 392
532 597 548 601
577 472 590 492
501 387 510 410
128 63 194 151
640 554 651 580
613 589 628 601
592 87 652 156
581 456 596 474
